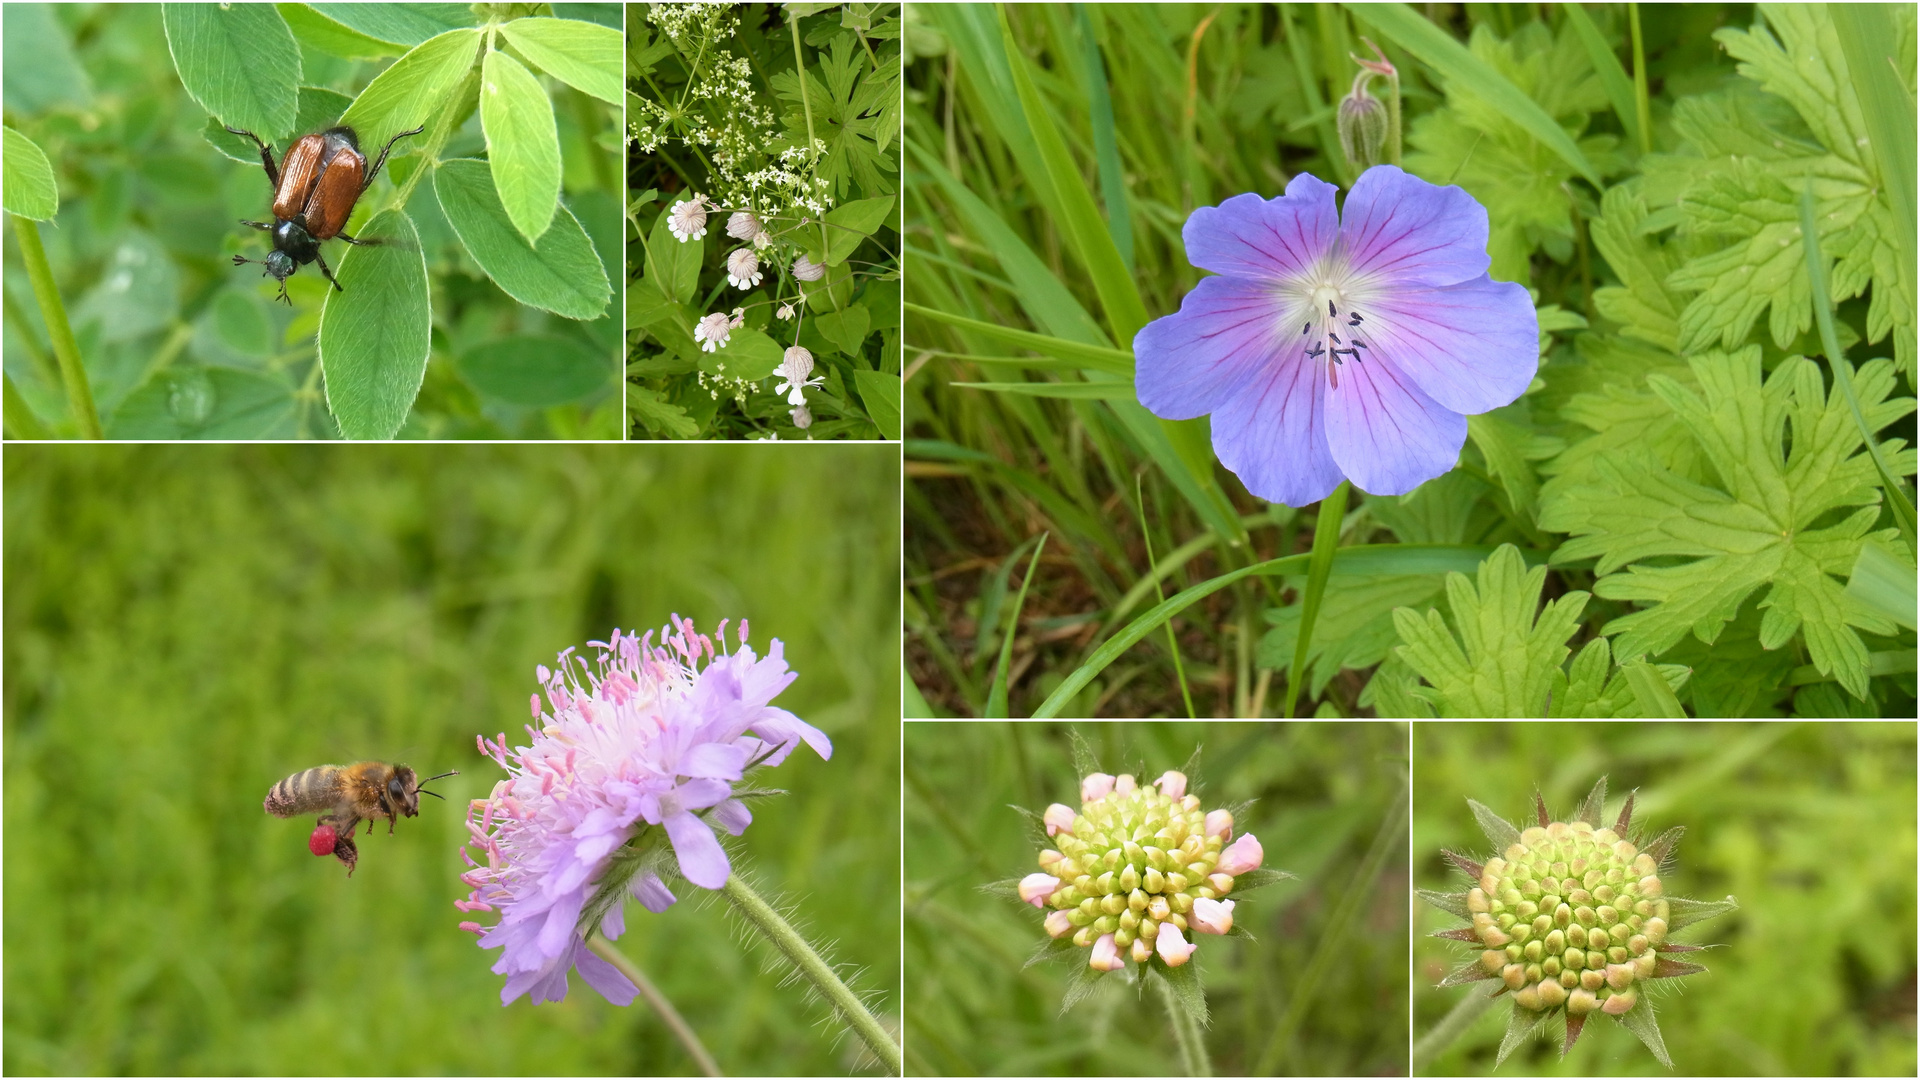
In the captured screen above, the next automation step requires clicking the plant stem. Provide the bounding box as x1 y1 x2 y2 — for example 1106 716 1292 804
1798 182 1918 556
1385 59 1402 167
1283 480 1350 718
1160 977 1212 1077
1137 477 1196 718
11 214 100 438
1411 984 1500 1073
584 937 723 1077
720 874 902 1075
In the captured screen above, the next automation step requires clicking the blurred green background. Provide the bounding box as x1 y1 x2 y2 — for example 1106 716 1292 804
4 3 624 439
904 721 1407 1076
1413 722 1918 1076
3 444 899 1075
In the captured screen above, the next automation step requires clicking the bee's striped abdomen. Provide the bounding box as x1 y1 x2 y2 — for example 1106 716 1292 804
264 766 342 817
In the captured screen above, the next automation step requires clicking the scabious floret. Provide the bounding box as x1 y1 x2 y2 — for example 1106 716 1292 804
1422 778 1736 1067
458 619 831 1006
1022 771 1264 973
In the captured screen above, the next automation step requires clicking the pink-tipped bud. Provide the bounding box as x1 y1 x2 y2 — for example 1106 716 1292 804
1019 873 1061 908
1567 987 1600 1015
1156 923 1197 967
1155 770 1188 800
1089 933 1124 971
1601 986 1638 1014
1217 833 1263 876
1114 773 1137 796
1043 803 1076 836
1190 897 1235 935
1131 934 1154 963
1081 773 1116 803
1207 873 1234 894
1038 849 1064 870
1043 910 1074 938
1204 809 1234 839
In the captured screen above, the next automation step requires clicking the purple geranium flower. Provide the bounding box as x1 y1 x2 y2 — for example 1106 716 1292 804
1134 166 1538 506
458 617 832 1006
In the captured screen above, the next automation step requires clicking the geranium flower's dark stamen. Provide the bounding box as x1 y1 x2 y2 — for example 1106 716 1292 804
1302 322 1311 335
1306 342 1326 359
1327 299 1337 318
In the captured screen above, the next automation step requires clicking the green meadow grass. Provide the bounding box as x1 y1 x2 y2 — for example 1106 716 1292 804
4 444 899 1075
1413 721 1918 1076
904 720 1407 1076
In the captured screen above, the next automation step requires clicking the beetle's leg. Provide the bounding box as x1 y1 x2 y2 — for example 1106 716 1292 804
224 126 280 190
336 230 371 246
312 250 345 293
238 219 273 232
362 125 426 193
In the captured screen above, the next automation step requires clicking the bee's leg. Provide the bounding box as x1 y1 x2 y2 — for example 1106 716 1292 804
334 832 359 876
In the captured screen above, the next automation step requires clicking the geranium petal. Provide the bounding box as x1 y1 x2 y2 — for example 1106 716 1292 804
1340 165 1492 287
1135 276 1290 420
1322 356 1467 496
1359 276 1538 415
1207 347 1346 507
1184 175 1339 281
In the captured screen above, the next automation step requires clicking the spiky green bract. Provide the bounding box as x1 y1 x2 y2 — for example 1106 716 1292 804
1373 544 1690 717
1423 777 1737 1068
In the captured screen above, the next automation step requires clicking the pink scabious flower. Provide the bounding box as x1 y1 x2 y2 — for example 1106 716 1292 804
1218 833 1264 876
459 618 832 1007
1133 165 1537 506
667 196 708 243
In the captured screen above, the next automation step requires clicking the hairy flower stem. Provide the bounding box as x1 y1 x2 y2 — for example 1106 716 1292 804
1411 984 1499 1073
1283 480 1350 718
1160 978 1212 1077
721 874 902 1074
584 937 722 1077
11 215 100 438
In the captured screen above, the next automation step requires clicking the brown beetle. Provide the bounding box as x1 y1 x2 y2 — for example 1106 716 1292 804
226 124 424 304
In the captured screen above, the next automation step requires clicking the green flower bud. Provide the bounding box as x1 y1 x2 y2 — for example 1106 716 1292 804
1337 73 1389 169
1119 864 1140 892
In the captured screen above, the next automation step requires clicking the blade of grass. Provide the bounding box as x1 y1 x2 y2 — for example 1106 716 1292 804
1799 181 1918 556
1629 4 1652 155
1830 4 1916 341
1280 4 1348 187
1028 543 1549 718
986 533 1048 718
905 301 1133 374
1283 481 1349 719
1346 3 1603 187
1137 475 1196 719
1074 5 1132 273
952 381 1133 400
1562 4 1643 156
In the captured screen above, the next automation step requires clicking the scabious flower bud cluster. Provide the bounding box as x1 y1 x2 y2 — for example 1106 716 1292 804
1423 778 1736 1068
1470 820 1668 1018
1020 770 1262 972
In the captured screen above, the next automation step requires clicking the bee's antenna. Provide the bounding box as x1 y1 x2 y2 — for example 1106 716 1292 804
416 769 459 798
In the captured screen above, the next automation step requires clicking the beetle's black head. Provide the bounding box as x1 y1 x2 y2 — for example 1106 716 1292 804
270 220 319 265
232 248 298 304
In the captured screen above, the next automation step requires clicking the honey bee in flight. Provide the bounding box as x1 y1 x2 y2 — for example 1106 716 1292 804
263 762 457 876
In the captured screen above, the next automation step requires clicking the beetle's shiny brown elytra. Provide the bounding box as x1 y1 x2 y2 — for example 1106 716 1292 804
226 124 423 304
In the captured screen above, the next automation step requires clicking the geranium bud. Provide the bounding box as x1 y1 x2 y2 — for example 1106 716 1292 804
1019 873 1060 908
1338 73 1389 170
1190 897 1235 935
1218 833 1263 875
1089 934 1124 971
